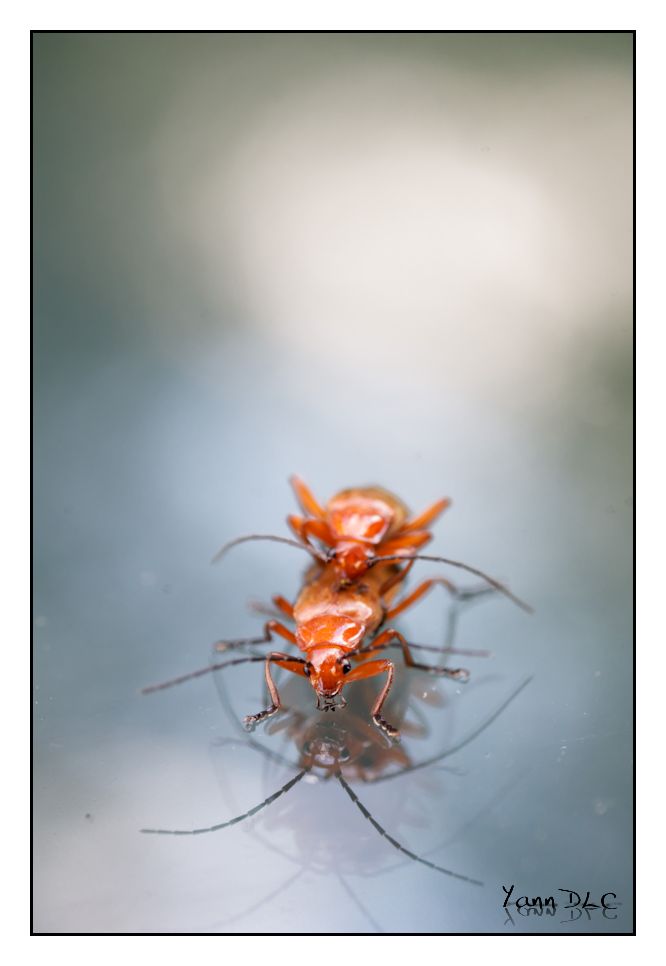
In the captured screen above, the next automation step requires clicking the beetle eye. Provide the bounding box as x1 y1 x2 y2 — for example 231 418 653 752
304 663 312 677
341 660 351 674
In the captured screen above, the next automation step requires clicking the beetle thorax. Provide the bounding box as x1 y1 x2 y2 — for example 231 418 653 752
326 488 407 544
296 614 365 652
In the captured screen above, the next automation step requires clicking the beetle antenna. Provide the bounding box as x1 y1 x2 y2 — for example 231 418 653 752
141 766 310 835
371 553 533 614
142 654 274 695
211 533 327 565
335 770 482 885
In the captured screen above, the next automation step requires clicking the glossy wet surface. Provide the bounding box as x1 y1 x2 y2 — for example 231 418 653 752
33 33 633 933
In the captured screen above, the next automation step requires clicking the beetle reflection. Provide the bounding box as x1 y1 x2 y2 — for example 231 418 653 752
142 594 530 910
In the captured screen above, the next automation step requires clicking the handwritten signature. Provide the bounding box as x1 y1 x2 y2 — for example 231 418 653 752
502 885 620 925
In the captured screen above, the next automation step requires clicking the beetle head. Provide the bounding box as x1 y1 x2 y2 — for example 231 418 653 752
304 646 352 711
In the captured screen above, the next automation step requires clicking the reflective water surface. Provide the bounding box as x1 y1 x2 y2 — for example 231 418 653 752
33 32 633 933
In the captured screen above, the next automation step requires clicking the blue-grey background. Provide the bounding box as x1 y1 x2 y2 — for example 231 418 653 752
33 32 633 933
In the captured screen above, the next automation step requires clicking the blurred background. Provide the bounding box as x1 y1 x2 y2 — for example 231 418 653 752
33 32 633 933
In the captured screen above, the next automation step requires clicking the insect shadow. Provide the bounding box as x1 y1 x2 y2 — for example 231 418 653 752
141 592 531 930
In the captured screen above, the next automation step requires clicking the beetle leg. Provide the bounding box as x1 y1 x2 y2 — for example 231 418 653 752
359 628 470 682
377 531 432 557
344 658 398 741
272 595 295 619
379 557 415 596
384 577 460 620
401 497 451 533
290 475 326 518
215 619 296 653
243 652 309 731
288 515 335 548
